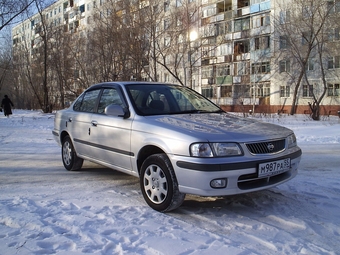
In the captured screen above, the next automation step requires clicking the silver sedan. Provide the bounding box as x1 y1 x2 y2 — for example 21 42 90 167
53 82 302 212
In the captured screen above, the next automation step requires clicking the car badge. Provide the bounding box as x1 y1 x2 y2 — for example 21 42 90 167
267 143 275 151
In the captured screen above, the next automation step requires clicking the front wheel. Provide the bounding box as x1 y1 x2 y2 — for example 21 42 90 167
140 154 185 212
62 135 83 171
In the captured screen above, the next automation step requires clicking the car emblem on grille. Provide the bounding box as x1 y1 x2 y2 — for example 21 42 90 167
267 143 275 151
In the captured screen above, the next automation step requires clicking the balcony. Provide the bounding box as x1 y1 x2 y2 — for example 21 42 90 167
236 6 250 18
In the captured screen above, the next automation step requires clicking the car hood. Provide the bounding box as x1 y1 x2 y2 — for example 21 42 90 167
148 113 292 142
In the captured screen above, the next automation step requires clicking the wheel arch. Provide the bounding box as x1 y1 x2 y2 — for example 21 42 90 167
60 130 71 144
137 145 166 175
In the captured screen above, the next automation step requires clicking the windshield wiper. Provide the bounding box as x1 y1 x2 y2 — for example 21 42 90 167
171 109 224 114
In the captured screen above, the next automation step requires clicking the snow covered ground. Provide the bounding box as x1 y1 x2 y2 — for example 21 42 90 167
0 110 339 255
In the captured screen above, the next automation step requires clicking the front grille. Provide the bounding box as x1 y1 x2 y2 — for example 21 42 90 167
246 139 285 154
238 170 292 190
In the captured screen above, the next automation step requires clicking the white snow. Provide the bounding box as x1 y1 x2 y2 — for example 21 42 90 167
0 110 339 255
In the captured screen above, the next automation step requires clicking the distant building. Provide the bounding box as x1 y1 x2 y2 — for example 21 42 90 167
12 0 340 115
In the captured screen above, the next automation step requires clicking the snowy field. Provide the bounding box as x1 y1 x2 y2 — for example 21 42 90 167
0 109 339 255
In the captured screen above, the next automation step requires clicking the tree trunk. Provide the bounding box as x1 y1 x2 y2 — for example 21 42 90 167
290 71 304 115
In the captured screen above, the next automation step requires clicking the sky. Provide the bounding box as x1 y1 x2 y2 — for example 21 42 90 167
0 109 339 255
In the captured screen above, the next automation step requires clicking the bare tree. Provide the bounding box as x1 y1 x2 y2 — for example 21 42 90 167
151 0 201 86
0 0 34 31
11 0 55 112
49 25 75 109
0 35 13 96
83 0 145 82
273 0 338 118
306 1 340 120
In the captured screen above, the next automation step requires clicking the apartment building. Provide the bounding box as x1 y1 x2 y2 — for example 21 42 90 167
12 0 340 115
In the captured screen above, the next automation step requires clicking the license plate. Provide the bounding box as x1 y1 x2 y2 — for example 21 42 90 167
258 158 291 178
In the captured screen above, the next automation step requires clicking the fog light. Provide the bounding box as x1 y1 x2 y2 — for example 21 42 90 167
210 179 227 189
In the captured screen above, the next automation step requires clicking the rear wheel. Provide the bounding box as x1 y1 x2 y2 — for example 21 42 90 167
62 135 83 171
140 154 185 212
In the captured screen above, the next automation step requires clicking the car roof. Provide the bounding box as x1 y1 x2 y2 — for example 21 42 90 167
87 81 182 91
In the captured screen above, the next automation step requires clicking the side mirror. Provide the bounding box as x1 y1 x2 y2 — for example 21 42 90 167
105 104 130 119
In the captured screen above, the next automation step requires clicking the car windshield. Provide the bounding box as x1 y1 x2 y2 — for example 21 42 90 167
125 84 223 116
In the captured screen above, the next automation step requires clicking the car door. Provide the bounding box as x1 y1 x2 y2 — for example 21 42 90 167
88 87 134 173
69 88 101 158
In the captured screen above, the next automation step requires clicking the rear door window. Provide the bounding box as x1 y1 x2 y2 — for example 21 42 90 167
73 89 101 112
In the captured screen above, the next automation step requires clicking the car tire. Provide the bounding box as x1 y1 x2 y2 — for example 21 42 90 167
62 135 83 171
140 154 185 212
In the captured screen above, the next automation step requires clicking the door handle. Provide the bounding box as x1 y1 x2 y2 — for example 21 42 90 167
91 120 98 127
68 117 72 122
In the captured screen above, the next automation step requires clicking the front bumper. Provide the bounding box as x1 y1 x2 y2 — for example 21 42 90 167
172 147 302 196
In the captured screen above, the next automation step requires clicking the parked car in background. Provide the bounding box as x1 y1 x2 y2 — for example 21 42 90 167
52 82 302 212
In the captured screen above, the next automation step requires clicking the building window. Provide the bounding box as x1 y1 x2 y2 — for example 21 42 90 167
217 43 232 56
234 85 250 98
328 83 340 96
260 84 270 97
177 34 184 43
164 73 169 82
252 84 270 97
254 36 270 50
202 5 217 18
255 37 260 50
234 17 250 32
328 28 340 41
202 24 216 38
234 40 250 55
164 1 170 12
164 19 170 30
251 62 270 74
164 37 170 47
303 85 314 97
279 10 290 24
280 36 289 49
306 59 314 71
327 0 340 13
202 67 214 78
80 4 85 13
280 86 290 97
217 64 230 76
176 17 182 27
252 14 270 28
221 86 232 97
165 55 171 65
202 87 213 98
215 22 226 36
328 56 340 69
237 62 247 75
302 5 313 19
302 31 312 45
279 60 290 73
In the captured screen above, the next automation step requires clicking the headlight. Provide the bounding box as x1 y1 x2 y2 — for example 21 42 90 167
212 143 242 156
190 143 242 157
190 143 213 157
287 134 297 148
